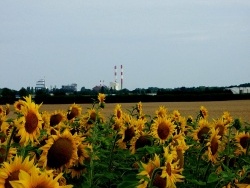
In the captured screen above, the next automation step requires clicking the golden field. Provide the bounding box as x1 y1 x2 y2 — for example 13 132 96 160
9 100 250 123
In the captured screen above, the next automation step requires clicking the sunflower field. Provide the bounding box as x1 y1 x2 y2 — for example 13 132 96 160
0 94 249 188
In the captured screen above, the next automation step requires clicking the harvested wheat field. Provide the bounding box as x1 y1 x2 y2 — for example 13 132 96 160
9 100 250 123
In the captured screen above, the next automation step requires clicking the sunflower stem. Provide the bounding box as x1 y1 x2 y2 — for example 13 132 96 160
108 133 118 172
195 145 207 178
203 161 212 183
5 126 17 161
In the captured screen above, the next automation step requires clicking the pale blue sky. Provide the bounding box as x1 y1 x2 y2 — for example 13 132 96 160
1 0 250 91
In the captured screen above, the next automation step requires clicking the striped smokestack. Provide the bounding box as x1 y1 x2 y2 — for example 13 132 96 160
121 65 123 90
114 65 117 83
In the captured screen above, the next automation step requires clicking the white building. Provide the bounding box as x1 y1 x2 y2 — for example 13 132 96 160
35 79 46 91
226 87 250 94
110 82 120 90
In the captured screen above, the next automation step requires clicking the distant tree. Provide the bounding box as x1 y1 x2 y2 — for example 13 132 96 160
19 87 28 97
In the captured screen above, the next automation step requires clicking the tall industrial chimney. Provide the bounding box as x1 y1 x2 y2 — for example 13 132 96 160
120 65 123 90
114 65 117 83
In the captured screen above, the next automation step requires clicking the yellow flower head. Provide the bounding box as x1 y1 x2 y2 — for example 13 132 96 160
200 106 208 119
151 117 176 144
0 155 38 188
98 93 106 108
67 103 82 120
38 129 78 170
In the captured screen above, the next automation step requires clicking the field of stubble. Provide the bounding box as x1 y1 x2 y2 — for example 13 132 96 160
30 100 250 123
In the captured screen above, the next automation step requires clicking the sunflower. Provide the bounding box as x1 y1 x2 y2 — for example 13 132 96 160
0 115 10 136
50 111 66 127
117 123 136 149
38 129 78 170
206 128 222 163
235 131 250 155
171 134 189 169
14 104 43 146
13 99 26 113
0 155 38 188
151 117 176 144
222 111 233 126
113 104 123 120
0 106 4 116
10 169 73 188
155 106 168 118
212 118 229 138
192 119 211 144
130 133 152 154
67 103 82 120
199 106 208 119
161 146 184 188
136 102 143 114
137 154 161 187
170 110 181 122
97 93 106 108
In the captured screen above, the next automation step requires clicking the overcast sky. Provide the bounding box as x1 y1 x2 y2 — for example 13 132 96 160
1 0 250 91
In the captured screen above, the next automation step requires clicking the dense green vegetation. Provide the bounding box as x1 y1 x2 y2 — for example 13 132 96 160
0 83 250 104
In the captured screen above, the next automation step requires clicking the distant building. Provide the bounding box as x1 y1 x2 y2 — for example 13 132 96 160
35 79 46 91
61 83 77 92
225 87 250 94
110 82 120 90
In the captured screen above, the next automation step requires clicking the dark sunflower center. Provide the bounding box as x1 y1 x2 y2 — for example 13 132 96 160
135 136 151 150
5 170 20 188
50 114 63 126
166 162 172 176
176 149 184 168
153 173 166 188
25 111 39 133
211 137 219 155
157 122 170 140
35 182 50 188
123 127 135 142
47 138 73 169
215 124 225 136
240 136 249 149
197 127 210 143
67 107 79 120
117 110 122 119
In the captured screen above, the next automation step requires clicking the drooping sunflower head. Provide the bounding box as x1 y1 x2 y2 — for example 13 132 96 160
136 102 143 114
114 104 123 120
199 106 208 119
192 119 211 143
235 131 250 155
222 111 233 126
14 106 43 146
97 93 106 108
170 110 181 122
0 155 38 188
38 129 78 170
117 122 137 149
137 154 161 180
67 103 82 120
161 146 184 188
212 118 228 137
206 128 222 163
13 99 26 113
151 117 176 144
155 106 168 118
130 133 152 154
50 110 66 127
